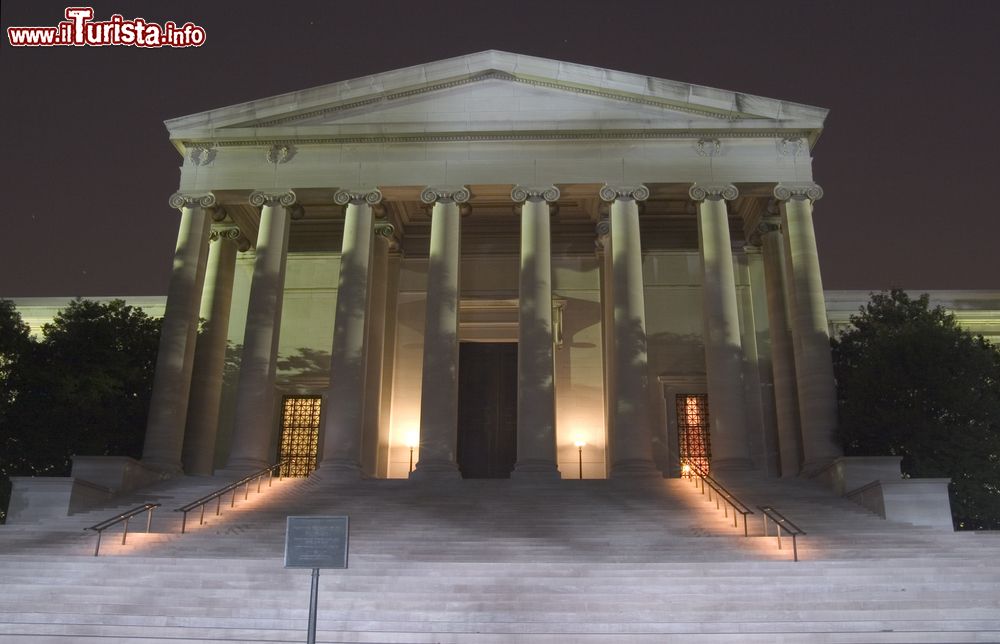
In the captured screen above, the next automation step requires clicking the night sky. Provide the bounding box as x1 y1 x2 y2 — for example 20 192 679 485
1 1 997 297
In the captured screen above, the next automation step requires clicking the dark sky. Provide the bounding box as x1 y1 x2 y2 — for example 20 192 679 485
1 0 998 297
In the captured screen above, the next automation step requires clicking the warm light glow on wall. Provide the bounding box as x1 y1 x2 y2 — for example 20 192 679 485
404 428 420 449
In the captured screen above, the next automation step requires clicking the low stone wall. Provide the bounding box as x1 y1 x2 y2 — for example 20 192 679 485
6 477 112 523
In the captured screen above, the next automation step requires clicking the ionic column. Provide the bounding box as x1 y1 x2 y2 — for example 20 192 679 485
361 221 398 478
595 218 615 471
690 183 752 471
511 185 561 479
410 186 469 480
226 190 297 471
182 226 247 475
774 183 841 472
600 185 659 477
142 192 214 473
757 218 803 476
319 189 381 478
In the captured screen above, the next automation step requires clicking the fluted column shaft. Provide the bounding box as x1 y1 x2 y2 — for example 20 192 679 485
320 190 381 478
512 186 560 479
776 184 842 472
411 187 469 479
759 221 803 477
692 184 752 471
226 191 295 471
142 193 214 472
601 185 658 477
182 228 242 475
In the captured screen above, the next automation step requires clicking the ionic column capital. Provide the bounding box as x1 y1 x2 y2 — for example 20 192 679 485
774 182 823 202
594 218 611 251
599 184 649 202
374 221 399 250
420 186 470 204
168 192 216 210
511 185 560 203
249 190 297 208
210 226 251 252
689 183 738 202
334 188 383 206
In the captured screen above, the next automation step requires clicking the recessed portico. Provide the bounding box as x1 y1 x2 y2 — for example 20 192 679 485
144 51 842 482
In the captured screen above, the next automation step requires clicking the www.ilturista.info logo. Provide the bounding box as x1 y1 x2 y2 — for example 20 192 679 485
7 7 206 48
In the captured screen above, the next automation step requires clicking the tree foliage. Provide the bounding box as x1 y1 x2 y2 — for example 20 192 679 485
832 290 1000 530
0 299 161 521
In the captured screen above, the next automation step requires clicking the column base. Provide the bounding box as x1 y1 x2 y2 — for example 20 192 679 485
314 461 365 482
409 459 461 481
139 458 184 477
512 461 561 481
610 459 662 479
800 456 841 480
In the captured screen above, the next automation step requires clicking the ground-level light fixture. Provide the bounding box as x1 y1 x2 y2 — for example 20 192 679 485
405 430 420 474
573 439 586 479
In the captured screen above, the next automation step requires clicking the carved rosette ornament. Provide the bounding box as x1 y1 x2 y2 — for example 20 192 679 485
333 188 383 206
688 183 739 202
265 144 295 164
695 138 722 157
168 192 216 210
248 190 297 208
420 186 471 204
777 137 805 157
511 185 560 203
599 184 649 202
189 145 216 167
773 182 823 202
594 218 612 251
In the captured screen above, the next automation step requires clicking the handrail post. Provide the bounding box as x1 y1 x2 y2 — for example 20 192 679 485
94 530 103 557
146 507 154 533
776 527 782 550
200 504 206 525
792 534 799 562
216 495 222 516
121 517 130 546
231 487 237 508
181 510 188 534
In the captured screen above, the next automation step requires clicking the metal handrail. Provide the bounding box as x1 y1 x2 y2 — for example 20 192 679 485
681 460 754 536
174 461 289 534
757 505 806 561
85 503 161 556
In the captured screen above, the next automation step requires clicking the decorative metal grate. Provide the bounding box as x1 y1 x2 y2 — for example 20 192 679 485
677 394 711 474
278 396 321 477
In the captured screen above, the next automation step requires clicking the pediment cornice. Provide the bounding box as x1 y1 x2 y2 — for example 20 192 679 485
165 51 828 153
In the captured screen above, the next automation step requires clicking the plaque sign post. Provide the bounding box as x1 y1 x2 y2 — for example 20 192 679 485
284 516 349 644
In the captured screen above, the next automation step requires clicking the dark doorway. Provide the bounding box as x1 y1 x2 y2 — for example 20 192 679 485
457 342 518 478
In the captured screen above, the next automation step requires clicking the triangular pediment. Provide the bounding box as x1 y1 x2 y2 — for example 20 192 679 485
165 51 827 145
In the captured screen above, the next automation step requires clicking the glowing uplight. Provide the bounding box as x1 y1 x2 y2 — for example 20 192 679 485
404 429 420 449
574 438 586 448
682 463 692 476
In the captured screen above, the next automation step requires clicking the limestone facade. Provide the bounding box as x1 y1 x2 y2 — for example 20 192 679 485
21 52 998 481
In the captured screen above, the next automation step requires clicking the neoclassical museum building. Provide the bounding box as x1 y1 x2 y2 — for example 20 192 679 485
133 51 873 483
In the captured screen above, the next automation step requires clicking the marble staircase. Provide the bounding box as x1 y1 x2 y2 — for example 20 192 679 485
1 472 998 642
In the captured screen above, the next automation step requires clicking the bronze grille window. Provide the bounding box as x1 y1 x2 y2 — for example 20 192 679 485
677 394 711 474
278 396 321 477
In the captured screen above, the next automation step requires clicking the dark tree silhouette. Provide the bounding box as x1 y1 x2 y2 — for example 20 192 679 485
832 290 1000 530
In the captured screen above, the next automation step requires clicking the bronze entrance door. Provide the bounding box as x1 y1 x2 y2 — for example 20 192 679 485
457 342 518 478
